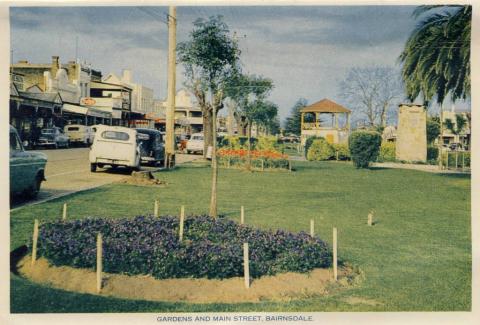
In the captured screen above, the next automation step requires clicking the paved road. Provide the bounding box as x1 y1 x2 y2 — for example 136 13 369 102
11 148 200 209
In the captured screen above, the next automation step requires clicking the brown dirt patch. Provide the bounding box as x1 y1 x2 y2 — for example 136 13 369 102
18 256 356 304
116 171 167 186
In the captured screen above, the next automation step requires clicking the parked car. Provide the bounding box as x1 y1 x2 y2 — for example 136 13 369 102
64 124 95 146
186 133 204 154
10 125 47 198
37 127 69 149
89 125 142 172
136 128 165 166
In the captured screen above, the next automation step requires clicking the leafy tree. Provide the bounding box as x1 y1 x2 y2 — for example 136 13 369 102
250 100 278 135
284 98 308 135
177 16 240 217
444 114 467 135
426 116 441 144
399 5 471 106
338 66 402 127
224 72 274 169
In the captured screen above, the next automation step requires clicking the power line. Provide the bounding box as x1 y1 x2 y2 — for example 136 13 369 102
135 7 169 25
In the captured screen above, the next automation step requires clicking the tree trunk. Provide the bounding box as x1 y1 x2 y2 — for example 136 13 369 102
203 110 212 158
209 91 222 218
209 107 218 217
380 102 388 127
438 104 444 169
247 121 252 171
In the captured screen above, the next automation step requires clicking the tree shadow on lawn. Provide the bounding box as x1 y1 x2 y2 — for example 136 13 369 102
10 245 28 276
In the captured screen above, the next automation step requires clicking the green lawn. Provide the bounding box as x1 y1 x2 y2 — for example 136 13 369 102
10 161 471 312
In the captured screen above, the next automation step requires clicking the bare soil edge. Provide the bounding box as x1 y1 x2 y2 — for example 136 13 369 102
18 255 358 304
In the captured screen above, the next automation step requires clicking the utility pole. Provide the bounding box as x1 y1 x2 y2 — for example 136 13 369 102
165 6 177 167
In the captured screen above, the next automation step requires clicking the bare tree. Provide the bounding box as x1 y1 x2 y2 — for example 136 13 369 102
338 66 403 128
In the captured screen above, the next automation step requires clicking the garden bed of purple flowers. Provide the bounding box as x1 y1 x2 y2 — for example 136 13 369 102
32 215 332 279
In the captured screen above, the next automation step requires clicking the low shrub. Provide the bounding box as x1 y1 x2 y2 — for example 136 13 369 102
304 136 325 158
331 143 350 160
348 131 382 168
220 136 257 150
306 139 334 161
217 148 289 169
256 136 279 151
427 146 439 163
377 142 396 162
33 216 331 279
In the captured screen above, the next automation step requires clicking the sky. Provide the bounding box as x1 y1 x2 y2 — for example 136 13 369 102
9 5 470 124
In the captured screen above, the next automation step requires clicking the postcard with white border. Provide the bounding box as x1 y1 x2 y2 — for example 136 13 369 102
1 1 478 324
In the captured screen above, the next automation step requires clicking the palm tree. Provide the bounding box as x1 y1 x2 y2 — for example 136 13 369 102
399 5 471 106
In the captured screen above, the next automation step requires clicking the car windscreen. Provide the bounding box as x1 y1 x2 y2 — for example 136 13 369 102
41 129 54 134
10 131 22 151
101 131 130 141
67 127 80 131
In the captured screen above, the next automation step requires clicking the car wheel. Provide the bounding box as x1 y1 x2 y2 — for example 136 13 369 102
90 163 97 172
26 173 43 199
98 163 105 168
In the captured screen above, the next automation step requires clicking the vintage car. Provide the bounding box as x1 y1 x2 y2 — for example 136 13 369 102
10 125 47 198
89 125 143 172
136 128 165 166
186 133 204 154
64 124 95 146
37 126 70 149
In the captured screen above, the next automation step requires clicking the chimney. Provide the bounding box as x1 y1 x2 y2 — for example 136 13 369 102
51 56 60 76
122 69 132 83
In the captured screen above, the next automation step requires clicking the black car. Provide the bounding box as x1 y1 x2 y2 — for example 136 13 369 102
136 128 165 166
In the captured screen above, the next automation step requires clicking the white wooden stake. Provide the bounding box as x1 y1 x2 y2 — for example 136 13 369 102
240 206 245 225
310 219 314 237
96 233 103 293
333 227 338 281
31 219 39 266
455 151 458 169
288 160 292 171
243 243 250 289
179 205 185 242
261 159 264 171
154 200 159 217
368 211 373 226
62 203 67 220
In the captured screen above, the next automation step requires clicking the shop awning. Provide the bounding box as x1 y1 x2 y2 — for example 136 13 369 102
63 103 88 115
63 104 112 119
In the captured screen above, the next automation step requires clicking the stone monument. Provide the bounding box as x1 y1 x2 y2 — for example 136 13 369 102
396 104 427 162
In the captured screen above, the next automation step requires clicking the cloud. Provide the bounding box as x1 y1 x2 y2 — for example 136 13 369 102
12 5 467 123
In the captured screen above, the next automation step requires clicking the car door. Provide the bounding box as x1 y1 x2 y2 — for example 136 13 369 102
10 130 33 194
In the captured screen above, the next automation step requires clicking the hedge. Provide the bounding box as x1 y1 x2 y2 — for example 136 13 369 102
377 142 396 162
331 143 350 160
304 136 325 158
427 146 439 163
306 138 334 161
348 131 382 168
33 216 332 280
